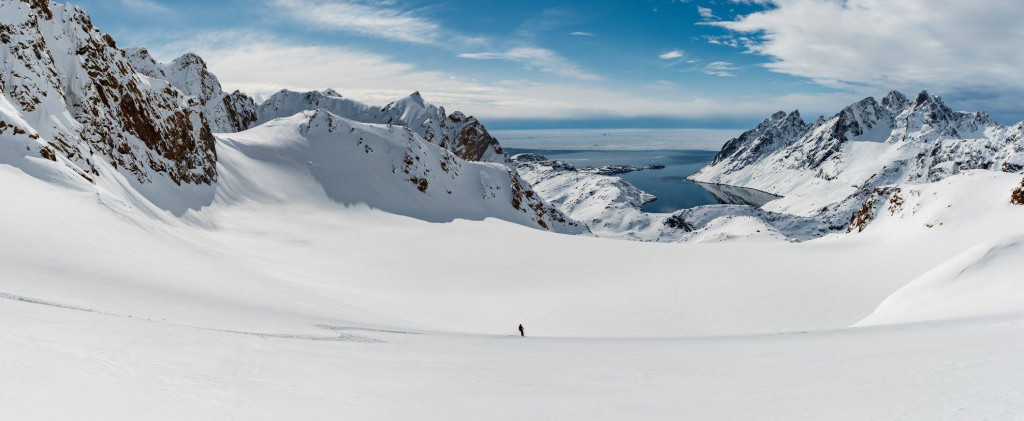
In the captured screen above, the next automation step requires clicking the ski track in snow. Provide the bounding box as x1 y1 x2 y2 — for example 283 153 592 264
0 291 386 343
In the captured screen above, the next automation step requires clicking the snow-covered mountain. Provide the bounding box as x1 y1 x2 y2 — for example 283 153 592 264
216 110 583 231
0 0 217 185
690 90 1024 232
0 0 580 232
126 48 258 133
256 89 508 163
3 1 1024 418
693 90 1024 195
511 153 663 239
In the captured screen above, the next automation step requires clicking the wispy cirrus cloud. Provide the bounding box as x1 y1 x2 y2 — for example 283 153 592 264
268 0 483 47
121 0 174 15
569 31 596 37
704 61 738 77
458 47 602 81
659 49 685 60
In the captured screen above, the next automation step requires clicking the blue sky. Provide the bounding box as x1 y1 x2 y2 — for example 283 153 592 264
75 0 1024 129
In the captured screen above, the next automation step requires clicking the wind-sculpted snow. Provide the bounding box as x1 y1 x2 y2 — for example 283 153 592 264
0 0 217 186
125 48 258 133
257 89 507 163
217 111 583 232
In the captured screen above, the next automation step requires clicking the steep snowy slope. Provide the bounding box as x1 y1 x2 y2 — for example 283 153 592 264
257 89 508 163
126 48 258 133
217 110 583 231
0 0 216 186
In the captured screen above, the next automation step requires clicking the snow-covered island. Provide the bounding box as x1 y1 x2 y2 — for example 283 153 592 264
1 0 1023 419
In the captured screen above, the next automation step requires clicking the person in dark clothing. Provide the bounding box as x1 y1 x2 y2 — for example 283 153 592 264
518 324 525 337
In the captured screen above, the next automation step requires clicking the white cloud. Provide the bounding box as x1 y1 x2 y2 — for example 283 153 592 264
697 6 718 20
704 61 738 77
121 0 174 15
269 0 465 46
715 0 1024 116
141 31 859 122
659 49 685 60
458 47 602 81
569 31 595 37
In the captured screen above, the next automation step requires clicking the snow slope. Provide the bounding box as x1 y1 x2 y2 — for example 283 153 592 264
1 158 1023 418
1 1 1023 418
216 110 582 231
848 171 1024 326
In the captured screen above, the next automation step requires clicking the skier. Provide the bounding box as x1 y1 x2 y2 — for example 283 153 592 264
518 324 525 337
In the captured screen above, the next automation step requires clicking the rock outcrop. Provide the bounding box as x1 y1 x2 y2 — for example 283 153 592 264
0 0 217 185
125 48 258 133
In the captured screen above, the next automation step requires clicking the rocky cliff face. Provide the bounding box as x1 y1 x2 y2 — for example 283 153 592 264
125 48 258 133
256 89 508 163
0 0 217 185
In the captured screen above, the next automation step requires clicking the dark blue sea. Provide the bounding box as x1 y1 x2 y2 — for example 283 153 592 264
496 129 776 213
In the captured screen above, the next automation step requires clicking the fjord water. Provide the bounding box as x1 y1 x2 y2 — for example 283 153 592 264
497 128 778 213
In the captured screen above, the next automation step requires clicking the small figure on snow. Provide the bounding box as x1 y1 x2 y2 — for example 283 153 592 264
518 324 525 337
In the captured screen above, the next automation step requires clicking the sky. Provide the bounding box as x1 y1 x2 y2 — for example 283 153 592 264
73 0 1024 129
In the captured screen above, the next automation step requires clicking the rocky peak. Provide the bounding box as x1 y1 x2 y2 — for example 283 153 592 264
406 91 426 107
707 109 809 168
882 90 910 113
0 0 217 185
125 49 257 133
906 90 954 122
170 52 207 70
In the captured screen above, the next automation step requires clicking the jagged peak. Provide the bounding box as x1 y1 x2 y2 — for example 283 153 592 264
321 88 342 97
854 96 878 106
171 52 208 70
882 90 909 109
911 90 949 108
405 91 426 107
769 111 787 120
